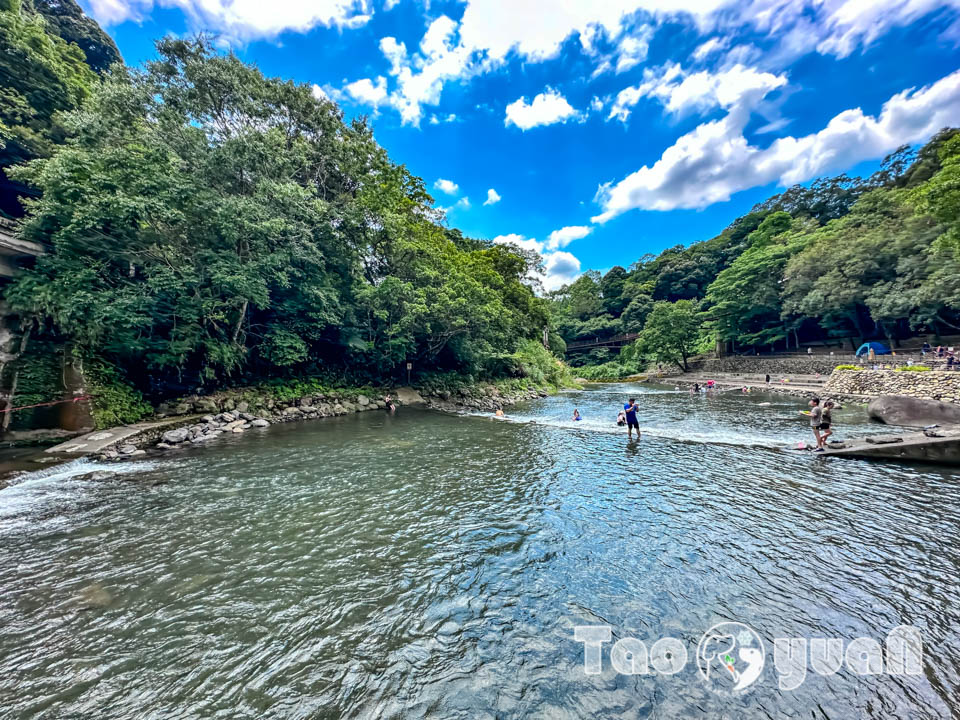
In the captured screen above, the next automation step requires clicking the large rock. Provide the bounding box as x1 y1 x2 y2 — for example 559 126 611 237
867 395 960 427
357 394 370 406
395 387 426 407
162 427 190 444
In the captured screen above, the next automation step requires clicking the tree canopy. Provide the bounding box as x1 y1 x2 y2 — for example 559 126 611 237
6 38 552 393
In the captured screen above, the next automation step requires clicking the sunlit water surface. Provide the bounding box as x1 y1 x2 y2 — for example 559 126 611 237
1 384 958 718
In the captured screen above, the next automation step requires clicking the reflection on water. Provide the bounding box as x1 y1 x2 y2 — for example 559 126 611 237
0 384 958 718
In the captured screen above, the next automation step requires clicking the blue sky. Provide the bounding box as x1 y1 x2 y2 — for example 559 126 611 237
83 0 960 288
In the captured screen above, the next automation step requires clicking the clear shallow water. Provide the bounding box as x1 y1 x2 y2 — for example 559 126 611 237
1 384 959 718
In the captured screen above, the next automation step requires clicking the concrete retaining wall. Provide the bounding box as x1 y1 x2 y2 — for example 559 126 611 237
689 356 842 376
825 369 960 403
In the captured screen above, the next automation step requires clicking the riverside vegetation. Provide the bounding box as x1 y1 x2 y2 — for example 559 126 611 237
0 8 574 429
551 130 960 379
2 0 960 428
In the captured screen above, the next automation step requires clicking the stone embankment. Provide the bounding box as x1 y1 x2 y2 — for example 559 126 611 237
92 382 556 460
420 384 550 413
688 356 846 376
825 369 960 404
97 391 394 459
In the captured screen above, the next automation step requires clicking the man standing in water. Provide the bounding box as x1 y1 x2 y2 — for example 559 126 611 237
623 398 640 440
801 397 823 450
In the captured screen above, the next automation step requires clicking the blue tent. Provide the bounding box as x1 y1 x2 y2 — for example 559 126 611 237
855 341 891 357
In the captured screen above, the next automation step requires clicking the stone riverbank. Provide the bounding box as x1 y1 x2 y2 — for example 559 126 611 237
90 381 563 460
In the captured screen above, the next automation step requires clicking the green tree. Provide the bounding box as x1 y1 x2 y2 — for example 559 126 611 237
6 38 551 390
701 212 806 350
636 300 701 372
0 0 96 167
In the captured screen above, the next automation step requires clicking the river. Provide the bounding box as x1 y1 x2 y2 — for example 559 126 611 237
1 383 958 718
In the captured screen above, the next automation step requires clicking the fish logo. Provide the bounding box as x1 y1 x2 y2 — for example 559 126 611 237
697 622 766 695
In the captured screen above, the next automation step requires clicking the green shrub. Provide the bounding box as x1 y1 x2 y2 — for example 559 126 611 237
86 362 154 429
834 364 860 370
895 365 932 372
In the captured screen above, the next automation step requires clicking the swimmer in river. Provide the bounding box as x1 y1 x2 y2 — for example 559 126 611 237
572 409 582 421
384 395 396 413
494 407 504 418
616 409 626 426
623 397 640 440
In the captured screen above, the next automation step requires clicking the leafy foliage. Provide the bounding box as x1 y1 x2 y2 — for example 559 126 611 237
552 128 960 376
6 38 560 396
636 300 701 372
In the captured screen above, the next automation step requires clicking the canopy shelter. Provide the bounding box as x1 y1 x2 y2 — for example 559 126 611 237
855 341 891 357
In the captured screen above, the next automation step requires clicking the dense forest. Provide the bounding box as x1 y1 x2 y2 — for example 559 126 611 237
0 1 567 417
550 129 960 377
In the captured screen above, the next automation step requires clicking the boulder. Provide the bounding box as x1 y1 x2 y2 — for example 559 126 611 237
240 412 256 421
357 395 370 406
236 401 249 413
251 418 270 428
191 432 220 443
282 406 302 416
118 444 138 455
223 419 245 431
162 427 190 444
865 435 904 444
867 395 960 427
194 398 219 413
173 402 192 415
156 442 172 450
395 387 426 407
223 398 236 411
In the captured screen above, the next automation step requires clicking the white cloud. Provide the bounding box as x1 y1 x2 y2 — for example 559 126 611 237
505 89 579 130
593 69 960 221
542 251 583 290
493 233 544 254
615 26 654 72
311 84 328 101
492 232 584 289
484 188 502 205
342 75 389 106
609 63 787 122
434 178 460 195
379 36 408 74
546 225 592 251
457 196 471 209
87 0 372 39
692 36 729 60
590 96 606 113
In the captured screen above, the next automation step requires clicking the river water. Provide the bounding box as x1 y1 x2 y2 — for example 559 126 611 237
1 384 958 719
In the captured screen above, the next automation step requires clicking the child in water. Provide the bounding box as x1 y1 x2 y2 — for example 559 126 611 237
572 409 582 421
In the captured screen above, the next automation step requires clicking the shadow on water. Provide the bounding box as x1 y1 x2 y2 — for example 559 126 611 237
0 386 958 719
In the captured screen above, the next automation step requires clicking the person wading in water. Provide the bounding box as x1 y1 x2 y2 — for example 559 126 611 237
623 398 640 440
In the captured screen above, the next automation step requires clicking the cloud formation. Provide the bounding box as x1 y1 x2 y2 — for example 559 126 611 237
484 188 502 205
87 0 371 38
594 69 960 221
505 89 579 130
609 63 787 122
434 178 460 195
546 225 592 251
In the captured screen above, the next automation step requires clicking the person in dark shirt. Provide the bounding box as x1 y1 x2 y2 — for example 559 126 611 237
623 398 640 440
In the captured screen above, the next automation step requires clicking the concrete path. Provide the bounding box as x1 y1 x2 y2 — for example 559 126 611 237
821 429 960 465
45 416 199 455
